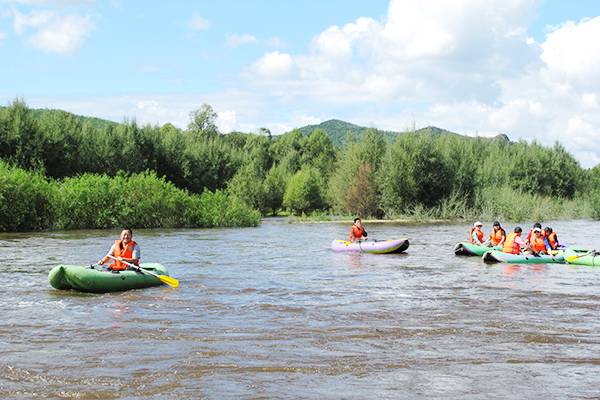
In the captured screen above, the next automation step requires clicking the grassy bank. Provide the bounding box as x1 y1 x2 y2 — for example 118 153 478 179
290 186 595 224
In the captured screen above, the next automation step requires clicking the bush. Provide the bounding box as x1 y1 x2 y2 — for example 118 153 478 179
283 166 325 214
0 161 54 231
186 189 261 227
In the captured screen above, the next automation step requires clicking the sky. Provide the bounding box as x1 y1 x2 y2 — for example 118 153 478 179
1 0 600 168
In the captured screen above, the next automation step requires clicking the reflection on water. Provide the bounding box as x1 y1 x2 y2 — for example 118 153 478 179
0 219 599 399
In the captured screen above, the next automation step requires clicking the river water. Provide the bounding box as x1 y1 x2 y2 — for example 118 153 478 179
1 219 599 399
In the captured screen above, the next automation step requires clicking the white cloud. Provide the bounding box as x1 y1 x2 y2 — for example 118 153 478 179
225 33 257 47
12 9 53 34
0 31 6 41
247 0 539 105
541 17 600 87
189 12 209 31
251 51 294 78
10 8 92 53
28 14 91 54
216 110 236 132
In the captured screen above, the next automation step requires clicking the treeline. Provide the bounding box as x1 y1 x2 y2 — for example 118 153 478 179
0 161 260 231
1 99 599 231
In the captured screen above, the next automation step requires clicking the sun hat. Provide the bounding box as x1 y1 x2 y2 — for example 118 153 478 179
474 221 483 227
533 227 541 233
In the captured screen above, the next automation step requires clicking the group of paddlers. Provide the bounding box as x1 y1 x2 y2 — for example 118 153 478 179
469 221 559 255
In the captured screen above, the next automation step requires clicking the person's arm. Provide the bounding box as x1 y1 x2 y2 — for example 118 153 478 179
498 232 506 246
349 227 356 242
120 244 141 265
98 244 115 264
362 228 367 239
515 236 526 250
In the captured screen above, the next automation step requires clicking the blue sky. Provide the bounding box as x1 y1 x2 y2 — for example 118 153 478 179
1 0 600 167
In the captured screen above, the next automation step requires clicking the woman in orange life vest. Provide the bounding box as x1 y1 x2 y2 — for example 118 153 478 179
503 226 527 254
525 222 544 246
97 228 141 271
349 217 368 242
468 221 484 245
486 221 506 247
527 227 549 255
544 227 560 250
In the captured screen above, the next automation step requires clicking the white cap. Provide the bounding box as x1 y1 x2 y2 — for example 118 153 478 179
533 227 541 232
474 221 483 227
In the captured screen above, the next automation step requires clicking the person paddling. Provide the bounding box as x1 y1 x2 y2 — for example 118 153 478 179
486 221 506 247
469 221 484 245
349 218 368 242
503 226 526 254
98 228 141 271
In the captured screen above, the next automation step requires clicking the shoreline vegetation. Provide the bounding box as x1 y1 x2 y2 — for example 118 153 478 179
1 99 600 232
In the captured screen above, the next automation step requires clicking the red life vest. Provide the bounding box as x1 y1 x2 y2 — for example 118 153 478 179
109 239 138 271
349 225 366 241
503 232 521 254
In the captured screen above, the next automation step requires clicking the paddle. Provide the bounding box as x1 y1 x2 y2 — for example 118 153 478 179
566 250 597 263
107 255 179 288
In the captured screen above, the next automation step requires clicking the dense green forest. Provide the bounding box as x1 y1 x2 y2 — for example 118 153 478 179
1 99 599 231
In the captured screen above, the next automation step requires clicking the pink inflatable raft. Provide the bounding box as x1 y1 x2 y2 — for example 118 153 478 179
331 238 409 254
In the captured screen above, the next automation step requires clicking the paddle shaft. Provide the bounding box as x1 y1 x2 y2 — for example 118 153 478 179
107 255 160 279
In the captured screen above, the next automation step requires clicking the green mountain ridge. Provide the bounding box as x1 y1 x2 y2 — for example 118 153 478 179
296 118 510 146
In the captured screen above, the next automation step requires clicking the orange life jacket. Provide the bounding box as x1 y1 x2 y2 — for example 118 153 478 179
489 228 506 246
547 232 558 249
503 232 521 254
526 229 546 243
350 225 366 241
109 239 138 271
530 235 546 253
469 227 484 244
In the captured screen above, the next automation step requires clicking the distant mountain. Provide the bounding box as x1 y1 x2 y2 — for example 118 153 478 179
295 118 475 146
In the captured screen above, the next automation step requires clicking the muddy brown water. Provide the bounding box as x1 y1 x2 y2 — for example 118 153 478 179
1 218 599 399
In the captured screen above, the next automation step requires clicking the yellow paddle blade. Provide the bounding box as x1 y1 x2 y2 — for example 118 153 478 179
158 274 179 288
566 255 580 263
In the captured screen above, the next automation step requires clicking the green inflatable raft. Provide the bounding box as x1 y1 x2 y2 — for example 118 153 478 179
454 242 502 256
49 263 169 293
482 250 565 264
564 249 599 266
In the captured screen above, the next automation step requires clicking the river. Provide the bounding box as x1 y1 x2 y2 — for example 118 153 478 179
1 219 599 399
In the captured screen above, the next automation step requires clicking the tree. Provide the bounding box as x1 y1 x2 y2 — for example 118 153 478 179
283 166 325 214
187 104 219 139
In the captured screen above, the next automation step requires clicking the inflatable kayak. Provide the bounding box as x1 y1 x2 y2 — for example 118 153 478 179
49 263 170 293
331 238 409 254
564 249 599 266
454 242 502 256
482 250 564 264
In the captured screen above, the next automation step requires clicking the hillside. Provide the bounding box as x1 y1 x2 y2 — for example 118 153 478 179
295 118 499 146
